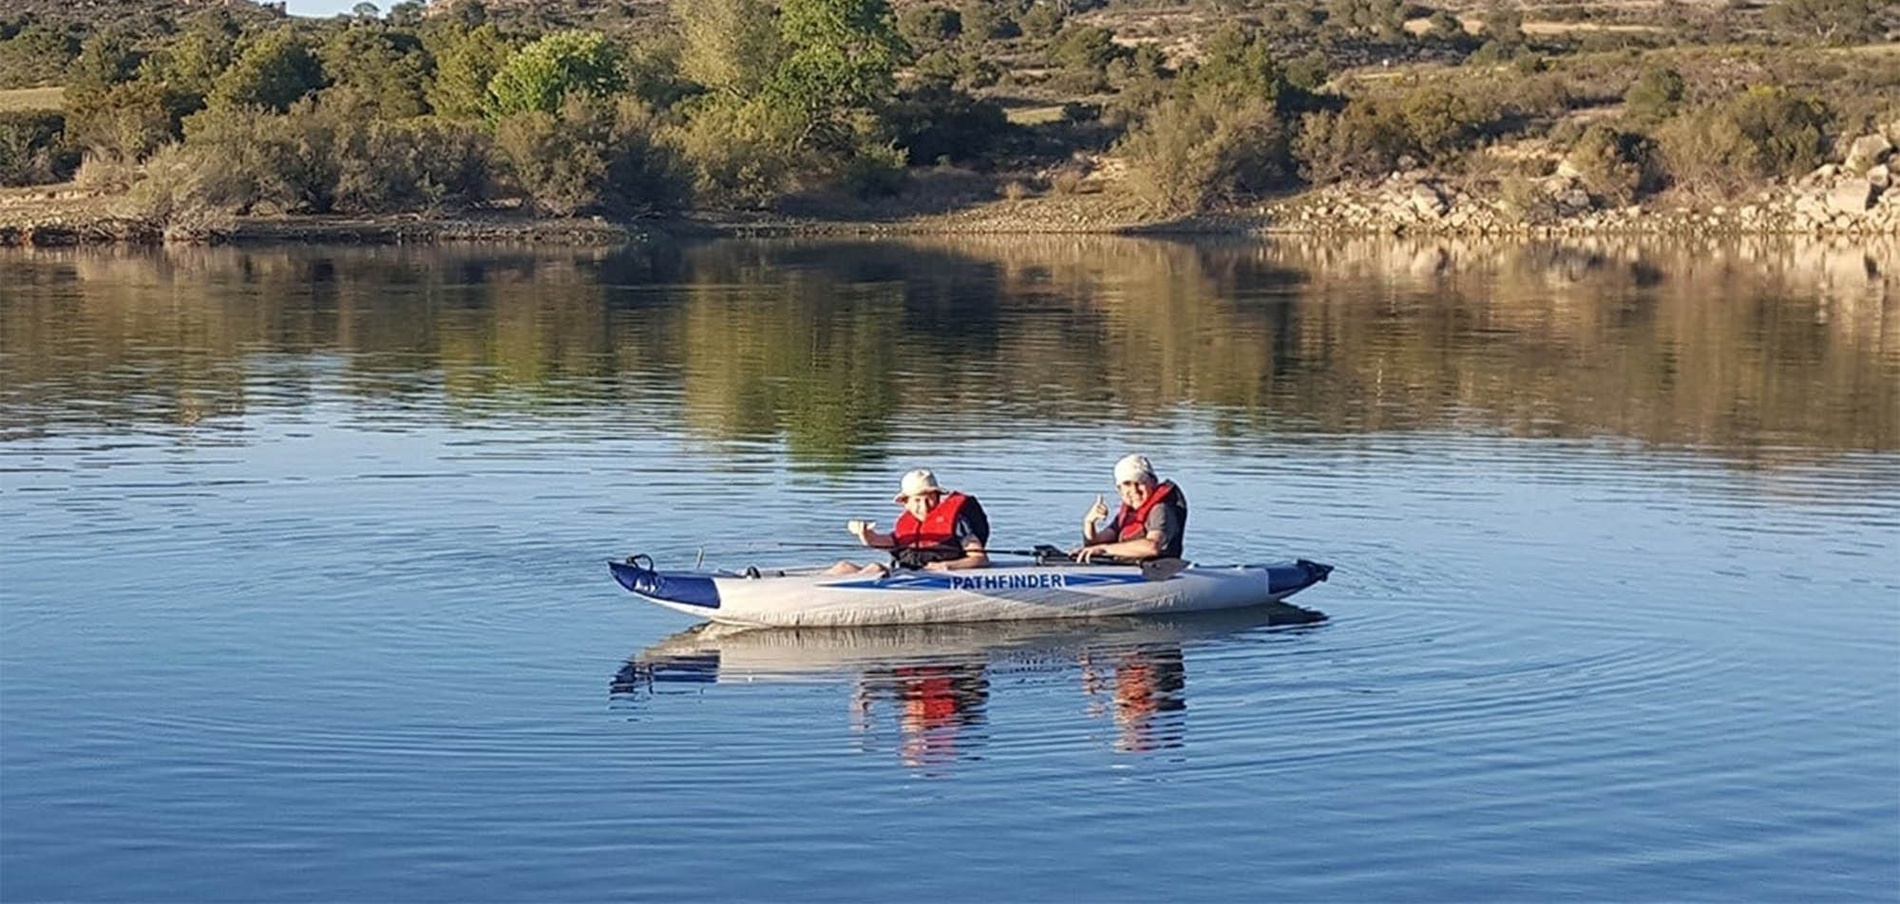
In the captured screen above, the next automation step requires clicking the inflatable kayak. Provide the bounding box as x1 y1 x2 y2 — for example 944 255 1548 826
607 554 1334 627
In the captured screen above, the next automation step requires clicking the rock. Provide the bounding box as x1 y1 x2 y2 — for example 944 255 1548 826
1844 134 1894 173
1868 164 1892 189
1409 184 1447 218
1827 181 1875 214
1556 187 1592 213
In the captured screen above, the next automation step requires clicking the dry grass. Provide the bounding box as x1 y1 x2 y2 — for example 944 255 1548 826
1006 105 1067 126
0 87 64 111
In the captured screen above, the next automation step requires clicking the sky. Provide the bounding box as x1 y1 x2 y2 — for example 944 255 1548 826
281 0 386 17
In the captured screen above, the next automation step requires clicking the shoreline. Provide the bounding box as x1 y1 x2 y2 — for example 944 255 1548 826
3 177 1896 248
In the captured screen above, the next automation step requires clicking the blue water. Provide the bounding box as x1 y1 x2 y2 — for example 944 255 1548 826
3 238 1897 901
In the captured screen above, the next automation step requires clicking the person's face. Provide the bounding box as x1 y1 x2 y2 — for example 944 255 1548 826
902 491 941 521
1118 477 1155 509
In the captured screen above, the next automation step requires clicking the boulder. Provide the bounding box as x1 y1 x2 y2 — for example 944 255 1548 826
1867 164 1891 189
1844 134 1894 174
1827 181 1875 214
1409 184 1448 218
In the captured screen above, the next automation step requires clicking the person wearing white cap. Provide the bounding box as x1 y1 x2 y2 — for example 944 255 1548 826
1074 454 1188 563
826 469 992 575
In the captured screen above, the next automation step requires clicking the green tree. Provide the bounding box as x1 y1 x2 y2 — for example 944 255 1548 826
768 0 908 138
487 30 626 116
209 27 326 113
67 32 142 92
674 0 782 97
319 24 431 118
425 23 510 119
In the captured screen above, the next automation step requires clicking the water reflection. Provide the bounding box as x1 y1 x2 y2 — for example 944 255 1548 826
612 604 1327 766
3 236 1893 465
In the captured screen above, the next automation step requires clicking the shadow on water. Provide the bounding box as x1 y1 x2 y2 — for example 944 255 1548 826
610 603 1328 764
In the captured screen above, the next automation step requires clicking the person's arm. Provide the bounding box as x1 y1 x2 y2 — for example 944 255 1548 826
1081 494 1116 545
1077 505 1176 562
924 520 991 571
849 519 896 549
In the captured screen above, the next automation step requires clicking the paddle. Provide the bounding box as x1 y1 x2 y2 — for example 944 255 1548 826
765 541 1187 580
760 539 1178 581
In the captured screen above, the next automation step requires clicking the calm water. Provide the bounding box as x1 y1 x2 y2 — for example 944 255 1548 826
3 236 1897 902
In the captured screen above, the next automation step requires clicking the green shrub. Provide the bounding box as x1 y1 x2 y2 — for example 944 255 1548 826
670 95 809 206
0 26 81 89
63 78 197 160
494 95 686 215
885 81 1010 165
139 97 495 219
1119 86 1294 214
1564 124 1660 205
1624 66 1684 125
898 6 962 50
1657 86 1832 193
0 109 78 185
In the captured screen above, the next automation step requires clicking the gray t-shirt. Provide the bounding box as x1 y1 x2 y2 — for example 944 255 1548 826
1142 503 1183 554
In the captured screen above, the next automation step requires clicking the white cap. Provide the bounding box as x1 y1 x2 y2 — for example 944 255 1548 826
894 468 945 502
1114 454 1155 485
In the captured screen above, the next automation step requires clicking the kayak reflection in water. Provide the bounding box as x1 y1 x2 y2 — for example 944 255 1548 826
614 606 1326 766
1081 646 1188 753
850 662 991 769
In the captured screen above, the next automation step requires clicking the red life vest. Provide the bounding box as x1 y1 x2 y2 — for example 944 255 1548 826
893 491 973 555
1112 480 1187 558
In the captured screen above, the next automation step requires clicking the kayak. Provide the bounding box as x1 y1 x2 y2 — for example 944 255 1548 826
607 555 1334 628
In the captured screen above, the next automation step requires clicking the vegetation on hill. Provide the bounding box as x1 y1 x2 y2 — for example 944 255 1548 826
0 0 1895 229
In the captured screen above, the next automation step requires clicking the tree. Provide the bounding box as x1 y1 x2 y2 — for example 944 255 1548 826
674 0 782 97
320 25 431 118
67 32 142 93
426 23 510 119
770 0 908 120
209 27 326 113
487 30 626 117
352 3 381 19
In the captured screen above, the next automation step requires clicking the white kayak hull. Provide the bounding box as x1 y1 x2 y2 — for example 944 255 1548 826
608 557 1334 628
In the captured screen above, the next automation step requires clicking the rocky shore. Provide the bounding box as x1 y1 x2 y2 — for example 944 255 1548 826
4 126 1897 246
1277 127 1900 239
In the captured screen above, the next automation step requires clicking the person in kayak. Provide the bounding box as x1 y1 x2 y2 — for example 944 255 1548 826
826 469 993 575
1074 454 1188 563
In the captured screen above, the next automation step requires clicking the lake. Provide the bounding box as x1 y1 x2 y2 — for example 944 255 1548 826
3 235 1897 902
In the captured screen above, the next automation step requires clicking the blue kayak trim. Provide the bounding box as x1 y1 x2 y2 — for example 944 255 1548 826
610 560 721 609
1269 560 1334 595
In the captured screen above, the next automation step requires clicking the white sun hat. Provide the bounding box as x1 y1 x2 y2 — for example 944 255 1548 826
894 468 946 502
1114 454 1155 485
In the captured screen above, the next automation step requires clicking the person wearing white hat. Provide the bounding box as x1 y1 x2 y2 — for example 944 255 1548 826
826 469 992 575
1074 454 1188 563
